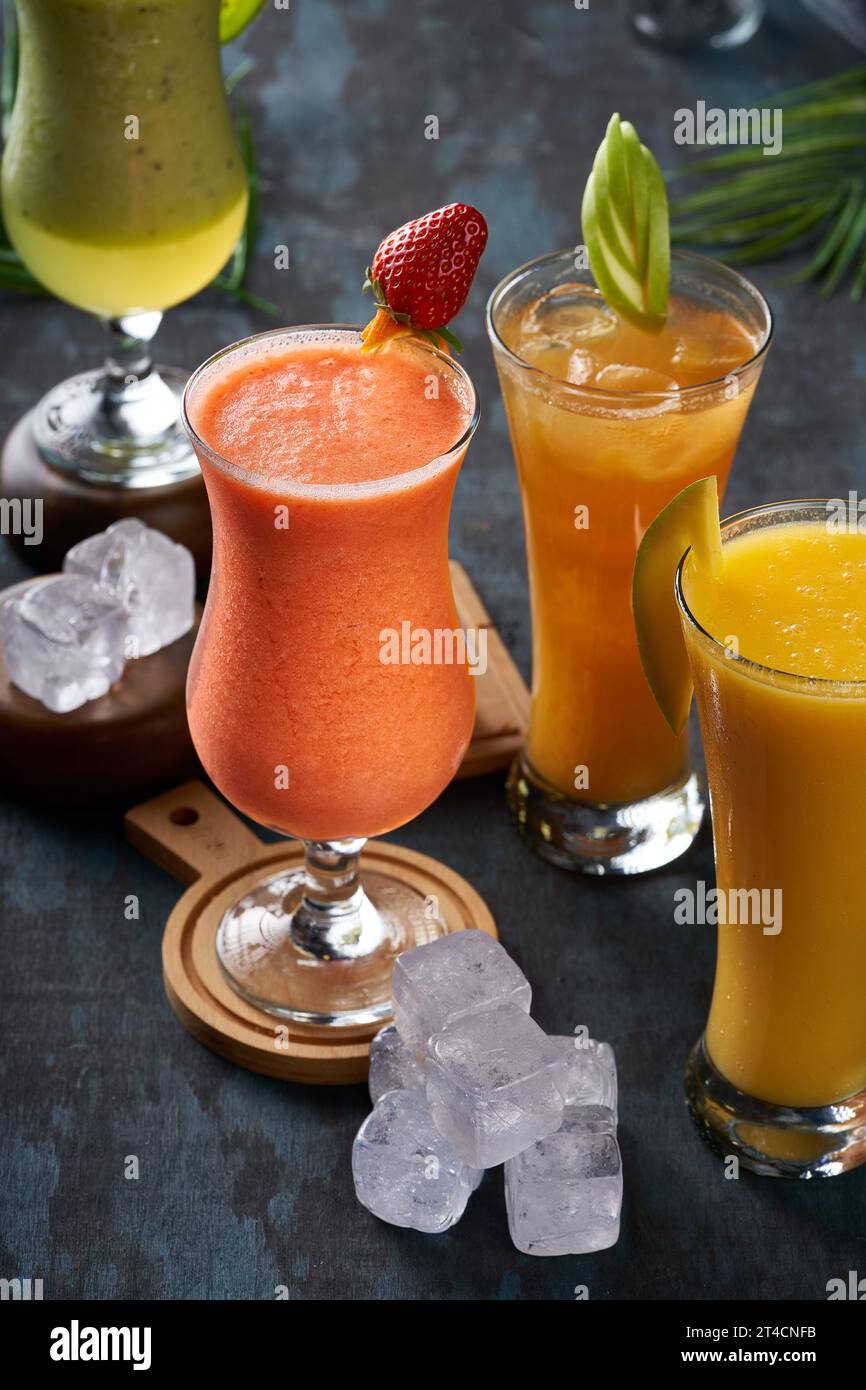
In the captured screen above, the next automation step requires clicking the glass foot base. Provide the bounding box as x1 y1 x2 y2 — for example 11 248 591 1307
506 752 704 875
632 0 764 53
216 866 448 1028
685 1037 866 1178
33 364 200 488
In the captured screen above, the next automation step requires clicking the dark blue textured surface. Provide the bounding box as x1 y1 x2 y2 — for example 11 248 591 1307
2 0 866 1300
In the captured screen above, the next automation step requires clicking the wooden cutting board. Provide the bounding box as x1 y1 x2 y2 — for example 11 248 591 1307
125 780 498 1085
449 561 529 777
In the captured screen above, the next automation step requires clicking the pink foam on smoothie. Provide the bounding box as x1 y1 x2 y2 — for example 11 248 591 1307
189 335 472 488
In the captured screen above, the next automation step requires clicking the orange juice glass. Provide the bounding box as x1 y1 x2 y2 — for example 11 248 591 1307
487 249 771 874
680 501 866 1177
183 327 478 1025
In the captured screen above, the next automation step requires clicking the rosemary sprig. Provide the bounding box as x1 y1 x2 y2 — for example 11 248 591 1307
0 11 277 315
670 64 866 300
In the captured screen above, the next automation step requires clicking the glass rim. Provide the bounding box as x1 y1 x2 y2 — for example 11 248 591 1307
675 498 866 696
485 246 774 402
181 324 480 499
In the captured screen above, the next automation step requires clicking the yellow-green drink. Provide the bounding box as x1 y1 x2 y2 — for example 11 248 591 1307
1 0 250 485
2 0 247 317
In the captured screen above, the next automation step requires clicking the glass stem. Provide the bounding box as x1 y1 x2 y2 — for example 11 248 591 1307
104 311 161 391
290 839 385 960
98 312 181 445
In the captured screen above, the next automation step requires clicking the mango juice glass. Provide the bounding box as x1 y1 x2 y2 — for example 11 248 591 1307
680 501 866 1177
487 249 771 874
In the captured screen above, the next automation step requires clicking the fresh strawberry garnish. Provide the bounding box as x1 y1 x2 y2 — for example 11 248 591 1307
361 203 488 353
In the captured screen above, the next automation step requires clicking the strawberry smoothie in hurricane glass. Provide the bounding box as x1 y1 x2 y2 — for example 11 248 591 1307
183 206 489 1026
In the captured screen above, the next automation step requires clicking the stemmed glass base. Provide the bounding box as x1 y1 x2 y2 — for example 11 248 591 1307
506 752 704 875
685 1037 866 1178
215 839 449 1027
32 312 199 489
630 0 764 51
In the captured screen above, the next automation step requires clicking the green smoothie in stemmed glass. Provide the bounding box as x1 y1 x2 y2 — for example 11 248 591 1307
3 0 248 316
1 0 252 484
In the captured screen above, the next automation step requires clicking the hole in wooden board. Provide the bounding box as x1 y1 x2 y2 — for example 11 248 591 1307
169 807 199 826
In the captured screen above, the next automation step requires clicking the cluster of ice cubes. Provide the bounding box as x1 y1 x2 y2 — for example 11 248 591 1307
2 519 195 713
352 929 623 1255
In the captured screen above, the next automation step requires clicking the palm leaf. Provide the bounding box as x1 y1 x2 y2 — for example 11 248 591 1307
850 240 866 301
670 64 866 300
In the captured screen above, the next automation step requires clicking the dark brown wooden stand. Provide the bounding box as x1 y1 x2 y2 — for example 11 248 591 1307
0 411 213 584
0 576 200 807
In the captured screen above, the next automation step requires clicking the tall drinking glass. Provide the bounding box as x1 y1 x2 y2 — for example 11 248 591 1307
183 326 479 1026
487 249 771 874
680 501 866 1177
2 0 248 486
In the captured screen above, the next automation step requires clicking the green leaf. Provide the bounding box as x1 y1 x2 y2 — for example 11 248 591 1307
821 184 866 296
712 202 838 264
224 57 254 97
774 63 866 108
582 114 670 329
210 279 279 315
669 61 866 296
787 181 858 282
672 133 866 177
432 324 463 353
850 239 866 301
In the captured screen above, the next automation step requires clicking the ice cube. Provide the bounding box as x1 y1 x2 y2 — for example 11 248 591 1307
3 575 127 713
425 1002 566 1168
392 929 532 1057
566 349 599 386
352 1089 482 1233
522 283 617 345
554 1036 618 1116
64 518 194 658
594 363 680 396
368 1024 426 1104
672 327 753 387
505 1105 622 1256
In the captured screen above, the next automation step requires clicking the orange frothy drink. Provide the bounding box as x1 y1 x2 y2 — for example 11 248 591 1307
185 329 476 842
682 515 866 1109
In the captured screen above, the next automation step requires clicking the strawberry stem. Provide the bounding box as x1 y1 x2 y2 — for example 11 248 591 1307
359 307 414 354
360 271 464 354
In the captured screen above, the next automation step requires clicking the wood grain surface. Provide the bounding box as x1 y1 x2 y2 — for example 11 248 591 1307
126 780 497 1084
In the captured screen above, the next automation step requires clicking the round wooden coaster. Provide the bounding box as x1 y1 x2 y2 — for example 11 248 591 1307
126 780 497 1085
0 576 200 807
